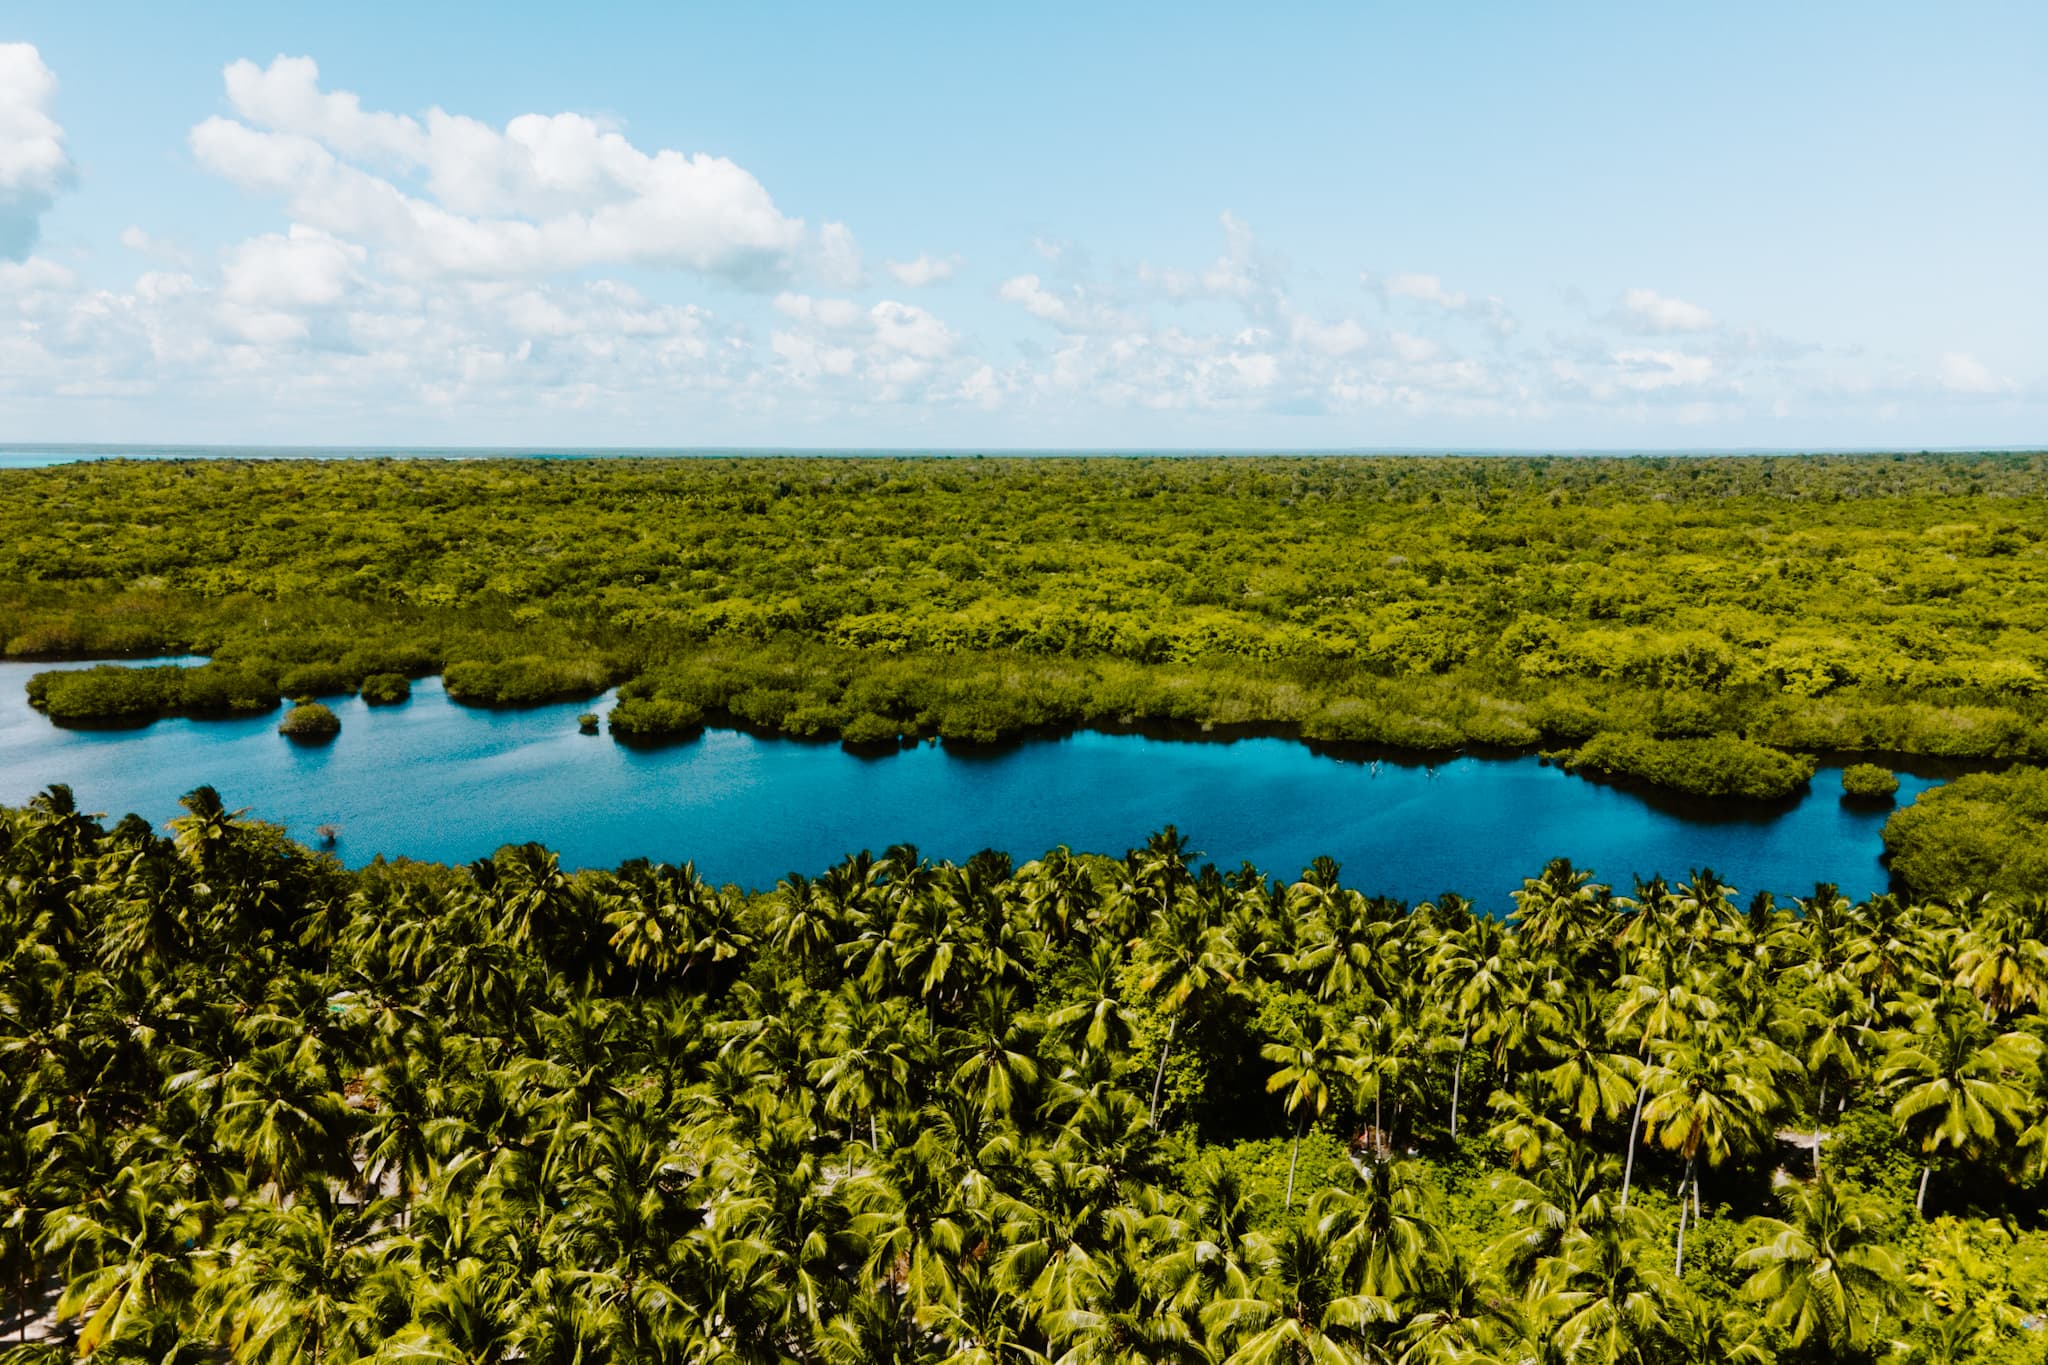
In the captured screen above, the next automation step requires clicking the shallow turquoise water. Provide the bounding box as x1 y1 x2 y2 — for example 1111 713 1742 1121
0 659 1934 906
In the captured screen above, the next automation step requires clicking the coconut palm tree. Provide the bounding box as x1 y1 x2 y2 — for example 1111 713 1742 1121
1205 1220 1396 1364
1262 1015 1341 1209
1736 1172 1902 1357
1637 1037 1775 1275
1879 992 2042 1214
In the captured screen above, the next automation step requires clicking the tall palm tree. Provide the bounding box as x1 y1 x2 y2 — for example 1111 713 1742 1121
42 1162 203 1357
1134 897 1237 1127
1262 1015 1340 1209
1637 1038 1775 1275
1204 1221 1395 1365
1879 992 2041 1214
1736 1172 1901 1357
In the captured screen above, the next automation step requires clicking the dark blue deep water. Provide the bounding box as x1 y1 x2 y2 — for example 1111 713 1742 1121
0 660 1935 907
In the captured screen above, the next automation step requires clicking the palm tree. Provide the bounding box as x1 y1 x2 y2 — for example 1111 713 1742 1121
42 1162 203 1357
1134 896 1237 1127
1637 1038 1775 1275
1426 916 1511 1142
1879 992 2041 1214
1538 990 1640 1135
199 1186 411 1364
1608 961 1717 1210
1736 1172 1901 1356
1534 1224 1673 1365
1205 1221 1395 1364
1312 1158 1444 1301
1045 942 1139 1066
1262 1015 1340 1208
1509 859 1610 977
217 1042 358 1195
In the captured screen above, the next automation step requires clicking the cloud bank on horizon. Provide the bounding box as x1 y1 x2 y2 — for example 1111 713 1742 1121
0 39 2038 448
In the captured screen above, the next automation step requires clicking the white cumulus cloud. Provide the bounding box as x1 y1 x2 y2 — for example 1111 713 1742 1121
1364 270 1518 338
886 253 961 287
1614 287 1716 334
1937 351 2010 395
0 43 74 260
191 55 810 286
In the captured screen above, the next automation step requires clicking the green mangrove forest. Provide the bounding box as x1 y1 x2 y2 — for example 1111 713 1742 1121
7 788 2048 1362
7 453 2048 800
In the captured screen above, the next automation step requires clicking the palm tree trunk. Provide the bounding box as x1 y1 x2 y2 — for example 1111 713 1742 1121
1619 1079 1648 1209
1917 1164 1931 1215
1814 1077 1827 1177
1673 1155 1696 1276
1449 1025 1469 1140
1148 1013 1179 1126
1285 1111 1304 1209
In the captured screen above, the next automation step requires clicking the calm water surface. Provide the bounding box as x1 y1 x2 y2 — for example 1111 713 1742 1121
0 660 1934 906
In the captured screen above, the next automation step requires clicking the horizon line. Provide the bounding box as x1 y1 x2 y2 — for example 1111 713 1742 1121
4 441 2047 460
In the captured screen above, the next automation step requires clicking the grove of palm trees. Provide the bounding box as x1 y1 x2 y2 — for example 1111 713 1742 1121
7 782 2048 1364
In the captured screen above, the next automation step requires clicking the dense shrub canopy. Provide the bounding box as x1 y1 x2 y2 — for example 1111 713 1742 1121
1883 764 2048 898
5 454 2048 795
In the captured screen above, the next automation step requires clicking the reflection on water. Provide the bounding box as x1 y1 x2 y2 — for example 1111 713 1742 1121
0 659 1934 906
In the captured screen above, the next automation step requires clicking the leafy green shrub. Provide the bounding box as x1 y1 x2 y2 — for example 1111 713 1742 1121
278 701 340 741
606 695 707 742
358 672 411 705
1531 695 1604 744
1649 690 1722 738
577 712 600 734
442 656 613 706
1884 766 2048 899
839 712 902 746
26 664 180 722
178 663 280 713
1841 763 1900 800
276 661 357 697
1564 732 1816 800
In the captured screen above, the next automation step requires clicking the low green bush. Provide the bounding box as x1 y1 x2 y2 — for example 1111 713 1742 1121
278 701 340 741
358 672 412 705
1884 765 2048 899
606 694 707 741
1841 762 1900 799
442 655 615 706
27 665 180 722
1563 731 1816 800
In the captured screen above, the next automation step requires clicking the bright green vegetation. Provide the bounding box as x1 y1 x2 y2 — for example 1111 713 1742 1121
1560 732 1818 800
6 453 2048 798
1884 764 2048 899
577 711 601 734
357 672 411 706
276 699 340 741
1842 763 1902 800
8 787 2048 1361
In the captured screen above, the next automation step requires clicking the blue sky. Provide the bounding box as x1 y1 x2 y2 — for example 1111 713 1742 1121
2 2 2042 448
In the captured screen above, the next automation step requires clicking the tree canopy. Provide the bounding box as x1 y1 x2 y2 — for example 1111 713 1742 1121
5 788 2048 1360
6 453 2048 798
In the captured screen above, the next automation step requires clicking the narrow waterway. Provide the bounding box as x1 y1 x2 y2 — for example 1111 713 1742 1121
0 660 1934 905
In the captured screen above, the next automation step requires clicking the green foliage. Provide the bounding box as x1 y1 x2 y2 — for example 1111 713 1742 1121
439 654 618 706
1842 762 1902 799
1563 731 1818 800
5 453 2048 795
27 661 280 722
276 700 340 740
1884 765 2048 898
356 671 411 705
4 792 2048 1360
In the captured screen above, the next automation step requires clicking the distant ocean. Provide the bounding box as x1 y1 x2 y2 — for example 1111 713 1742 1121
1 443 2038 469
